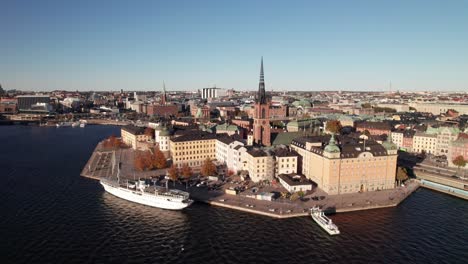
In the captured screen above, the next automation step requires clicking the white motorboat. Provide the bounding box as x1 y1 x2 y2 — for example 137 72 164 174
310 206 340 235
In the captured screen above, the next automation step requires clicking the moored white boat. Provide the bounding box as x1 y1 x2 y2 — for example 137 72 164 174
100 179 193 210
310 206 340 235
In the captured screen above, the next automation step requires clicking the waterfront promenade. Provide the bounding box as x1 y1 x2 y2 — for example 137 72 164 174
81 143 420 218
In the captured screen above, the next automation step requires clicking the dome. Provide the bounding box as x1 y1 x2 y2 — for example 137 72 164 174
159 127 171 137
292 99 312 108
382 133 397 150
324 134 341 153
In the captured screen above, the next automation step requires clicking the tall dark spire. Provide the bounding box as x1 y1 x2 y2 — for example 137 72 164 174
257 57 267 104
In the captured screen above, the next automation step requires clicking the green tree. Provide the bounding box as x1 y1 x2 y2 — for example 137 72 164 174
396 167 409 185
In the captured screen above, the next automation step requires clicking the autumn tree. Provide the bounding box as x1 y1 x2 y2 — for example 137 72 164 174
227 169 235 177
201 157 217 176
325 120 342 134
152 146 167 169
134 154 145 171
396 167 409 185
167 164 179 187
134 151 153 171
181 163 193 189
452 155 467 176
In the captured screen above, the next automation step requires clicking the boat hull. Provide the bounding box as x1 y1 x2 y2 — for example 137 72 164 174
100 181 192 210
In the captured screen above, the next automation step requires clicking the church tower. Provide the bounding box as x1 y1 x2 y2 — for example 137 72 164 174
161 81 167 105
253 57 271 146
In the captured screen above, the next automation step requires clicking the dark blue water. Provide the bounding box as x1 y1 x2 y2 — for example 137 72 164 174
0 126 467 264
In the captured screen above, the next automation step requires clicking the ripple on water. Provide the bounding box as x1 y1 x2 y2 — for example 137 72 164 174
1 126 467 264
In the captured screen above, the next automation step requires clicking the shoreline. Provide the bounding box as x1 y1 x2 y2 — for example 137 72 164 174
80 143 421 218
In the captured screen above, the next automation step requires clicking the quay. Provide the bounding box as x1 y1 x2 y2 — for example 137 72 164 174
81 142 421 219
415 171 468 200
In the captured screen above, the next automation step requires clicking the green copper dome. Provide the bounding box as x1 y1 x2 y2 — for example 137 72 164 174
159 126 171 137
382 133 397 150
324 134 341 153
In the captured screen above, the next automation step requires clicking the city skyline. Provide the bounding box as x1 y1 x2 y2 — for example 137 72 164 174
2 0 468 92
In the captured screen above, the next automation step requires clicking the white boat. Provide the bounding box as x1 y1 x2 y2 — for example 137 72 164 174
310 206 340 235
79 123 86 128
100 179 193 210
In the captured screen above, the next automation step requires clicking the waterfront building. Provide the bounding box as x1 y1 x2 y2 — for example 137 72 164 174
243 146 298 182
426 126 460 155
291 135 397 195
215 136 244 168
448 135 468 167
277 174 313 193
169 132 218 171
16 95 51 113
413 132 437 154
253 57 271 146
121 125 152 150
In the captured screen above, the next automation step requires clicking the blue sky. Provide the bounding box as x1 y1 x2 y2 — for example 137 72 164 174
1 0 467 91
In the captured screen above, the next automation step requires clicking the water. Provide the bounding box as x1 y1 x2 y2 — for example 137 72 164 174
0 125 467 264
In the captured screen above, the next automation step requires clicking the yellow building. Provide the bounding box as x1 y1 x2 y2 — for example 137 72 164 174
292 135 397 195
121 126 152 150
413 132 437 154
169 132 218 172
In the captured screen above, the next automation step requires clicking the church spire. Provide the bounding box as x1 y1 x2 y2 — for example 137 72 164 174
161 81 167 105
257 57 267 104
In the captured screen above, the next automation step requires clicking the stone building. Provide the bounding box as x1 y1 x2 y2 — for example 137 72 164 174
291 135 397 195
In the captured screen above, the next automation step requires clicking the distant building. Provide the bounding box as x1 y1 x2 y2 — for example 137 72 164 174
16 95 51 113
355 121 392 136
201 87 227 99
408 102 468 115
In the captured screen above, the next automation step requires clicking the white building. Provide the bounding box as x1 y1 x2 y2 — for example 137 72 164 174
201 87 227 99
277 174 313 193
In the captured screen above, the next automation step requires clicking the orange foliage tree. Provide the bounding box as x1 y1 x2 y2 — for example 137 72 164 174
326 120 342 134
103 135 122 148
152 146 167 169
201 157 216 176
181 163 193 189
134 151 153 171
168 164 179 186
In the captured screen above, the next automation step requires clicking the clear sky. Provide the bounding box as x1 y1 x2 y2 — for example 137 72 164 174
1 0 467 92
